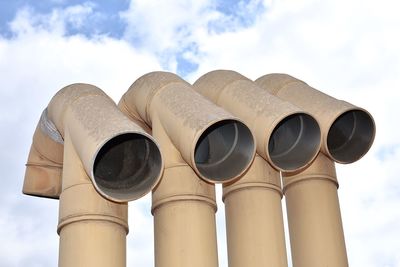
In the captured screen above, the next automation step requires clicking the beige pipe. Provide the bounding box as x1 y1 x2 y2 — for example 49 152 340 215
119 71 256 267
23 111 63 198
223 155 287 267
255 74 376 267
151 116 219 267
24 83 164 266
119 72 255 183
255 73 375 164
283 153 348 267
193 70 321 172
58 133 128 267
193 70 321 267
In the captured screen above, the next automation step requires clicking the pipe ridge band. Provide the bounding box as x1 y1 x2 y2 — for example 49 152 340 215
25 162 62 169
57 214 129 234
152 195 217 214
223 182 283 201
283 174 339 193
61 181 93 192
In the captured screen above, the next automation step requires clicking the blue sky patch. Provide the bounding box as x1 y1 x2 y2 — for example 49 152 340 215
376 144 400 161
0 0 129 38
176 53 199 77
210 0 266 33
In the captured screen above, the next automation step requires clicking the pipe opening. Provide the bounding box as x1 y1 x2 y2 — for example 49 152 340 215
194 120 254 182
327 109 375 163
269 113 321 171
93 133 162 202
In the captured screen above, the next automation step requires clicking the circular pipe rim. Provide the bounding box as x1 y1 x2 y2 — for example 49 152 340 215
191 118 256 184
325 108 376 164
91 131 164 203
266 112 322 172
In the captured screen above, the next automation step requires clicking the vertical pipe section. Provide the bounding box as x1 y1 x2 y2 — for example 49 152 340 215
193 70 321 267
152 171 218 267
283 153 348 267
119 72 255 267
151 115 218 267
58 134 128 267
223 155 287 267
256 73 376 267
24 83 163 267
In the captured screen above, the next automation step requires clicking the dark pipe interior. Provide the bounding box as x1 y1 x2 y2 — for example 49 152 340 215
327 110 375 163
269 113 321 171
93 133 162 201
194 120 254 182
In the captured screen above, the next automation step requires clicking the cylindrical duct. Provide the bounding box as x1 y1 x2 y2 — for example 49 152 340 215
24 83 164 267
283 153 348 267
58 135 128 267
23 112 63 198
193 70 321 172
255 74 376 267
223 155 288 267
255 73 375 163
119 71 256 267
47 84 163 202
119 71 255 183
193 69 320 267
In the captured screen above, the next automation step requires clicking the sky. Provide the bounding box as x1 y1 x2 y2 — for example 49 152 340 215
0 0 399 266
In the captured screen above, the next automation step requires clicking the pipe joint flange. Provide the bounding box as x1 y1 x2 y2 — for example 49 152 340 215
151 194 217 214
57 214 129 234
283 174 339 193
223 182 283 201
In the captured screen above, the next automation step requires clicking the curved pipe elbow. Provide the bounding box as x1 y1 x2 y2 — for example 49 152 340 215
24 83 163 202
255 74 376 164
120 72 256 183
23 114 64 198
193 70 322 173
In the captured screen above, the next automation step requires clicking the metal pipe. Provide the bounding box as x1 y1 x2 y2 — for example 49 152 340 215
23 111 63 198
119 71 256 267
24 83 164 266
255 73 375 164
193 70 321 267
283 153 348 267
193 70 321 172
222 155 287 267
58 133 129 267
255 74 376 267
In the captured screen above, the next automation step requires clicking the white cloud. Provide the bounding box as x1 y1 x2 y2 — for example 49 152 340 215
119 0 269 73
8 3 95 36
127 195 155 267
121 0 400 266
120 0 215 71
338 144 400 266
0 6 162 102
0 4 162 267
